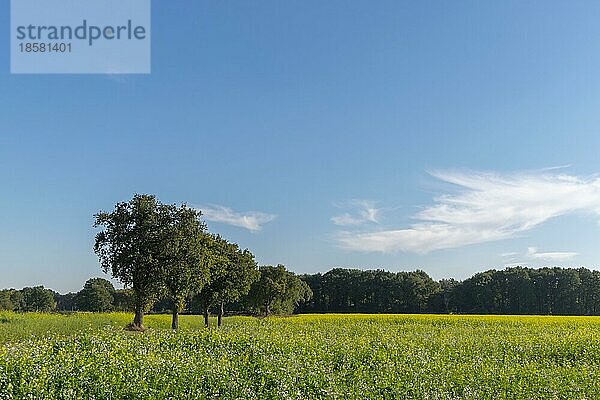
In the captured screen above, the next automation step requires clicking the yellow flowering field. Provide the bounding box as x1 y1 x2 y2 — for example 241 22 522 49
1 313 600 399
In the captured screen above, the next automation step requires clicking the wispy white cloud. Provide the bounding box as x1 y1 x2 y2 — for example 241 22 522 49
336 169 600 253
331 200 380 226
526 247 578 262
500 247 579 267
331 214 364 226
195 205 276 232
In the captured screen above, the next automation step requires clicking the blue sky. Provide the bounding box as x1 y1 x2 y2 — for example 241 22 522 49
2 1 600 292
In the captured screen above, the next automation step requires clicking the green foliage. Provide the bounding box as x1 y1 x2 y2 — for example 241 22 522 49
9 290 25 312
21 286 56 312
299 268 440 313
193 235 259 324
94 194 170 328
0 290 25 312
112 289 134 312
54 292 77 312
76 278 115 312
0 291 14 311
451 267 600 315
299 267 600 316
158 204 209 329
3 313 600 398
247 265 312 316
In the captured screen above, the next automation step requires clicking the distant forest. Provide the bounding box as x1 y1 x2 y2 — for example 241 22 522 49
299 267 600 315
2 266 600 316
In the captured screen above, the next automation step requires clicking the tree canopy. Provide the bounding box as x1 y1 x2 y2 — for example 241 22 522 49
76 278 115 312
158 203 210 329
193 234 259 327
94 194 216 330
247 265 312 316
94 194 176 329
21 286 56 312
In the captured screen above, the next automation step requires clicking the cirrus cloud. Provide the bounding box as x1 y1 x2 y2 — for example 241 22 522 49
336 169 600 253
331 200 380 226
500 247 579 267
195 205 276 232
525 247 578 262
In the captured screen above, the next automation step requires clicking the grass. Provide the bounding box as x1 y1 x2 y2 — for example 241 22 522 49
0 312 208 343
1 313 600 399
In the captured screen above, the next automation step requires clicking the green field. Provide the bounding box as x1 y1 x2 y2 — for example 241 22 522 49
1 313 600 399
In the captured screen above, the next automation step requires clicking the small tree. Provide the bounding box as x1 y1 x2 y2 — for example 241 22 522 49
195 235 259 327
94 194 167 330
216 245 258 327
247 265 312 316
194 235 258 327
76 278 115 312
194 234 228 328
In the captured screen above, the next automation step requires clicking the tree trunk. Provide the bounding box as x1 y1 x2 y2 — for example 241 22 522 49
133 307 144 329
217 301 224 327
171 307 179 330
204 308 209 328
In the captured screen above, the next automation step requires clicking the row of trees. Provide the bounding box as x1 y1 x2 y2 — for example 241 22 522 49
446 267 600 315
0 267 313 319
298 269 438 313
297 267 600 315
93 194 311 330
6 266 600 317
0 286 57 312
0 280 140 313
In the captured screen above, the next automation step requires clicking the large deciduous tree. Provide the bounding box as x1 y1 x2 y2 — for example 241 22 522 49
94 194 167 330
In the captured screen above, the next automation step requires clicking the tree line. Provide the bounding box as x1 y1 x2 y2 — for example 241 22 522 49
0 269 312 318
0 280 134 314
298 266 600 315
0 266 600 318
5 266 600 319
